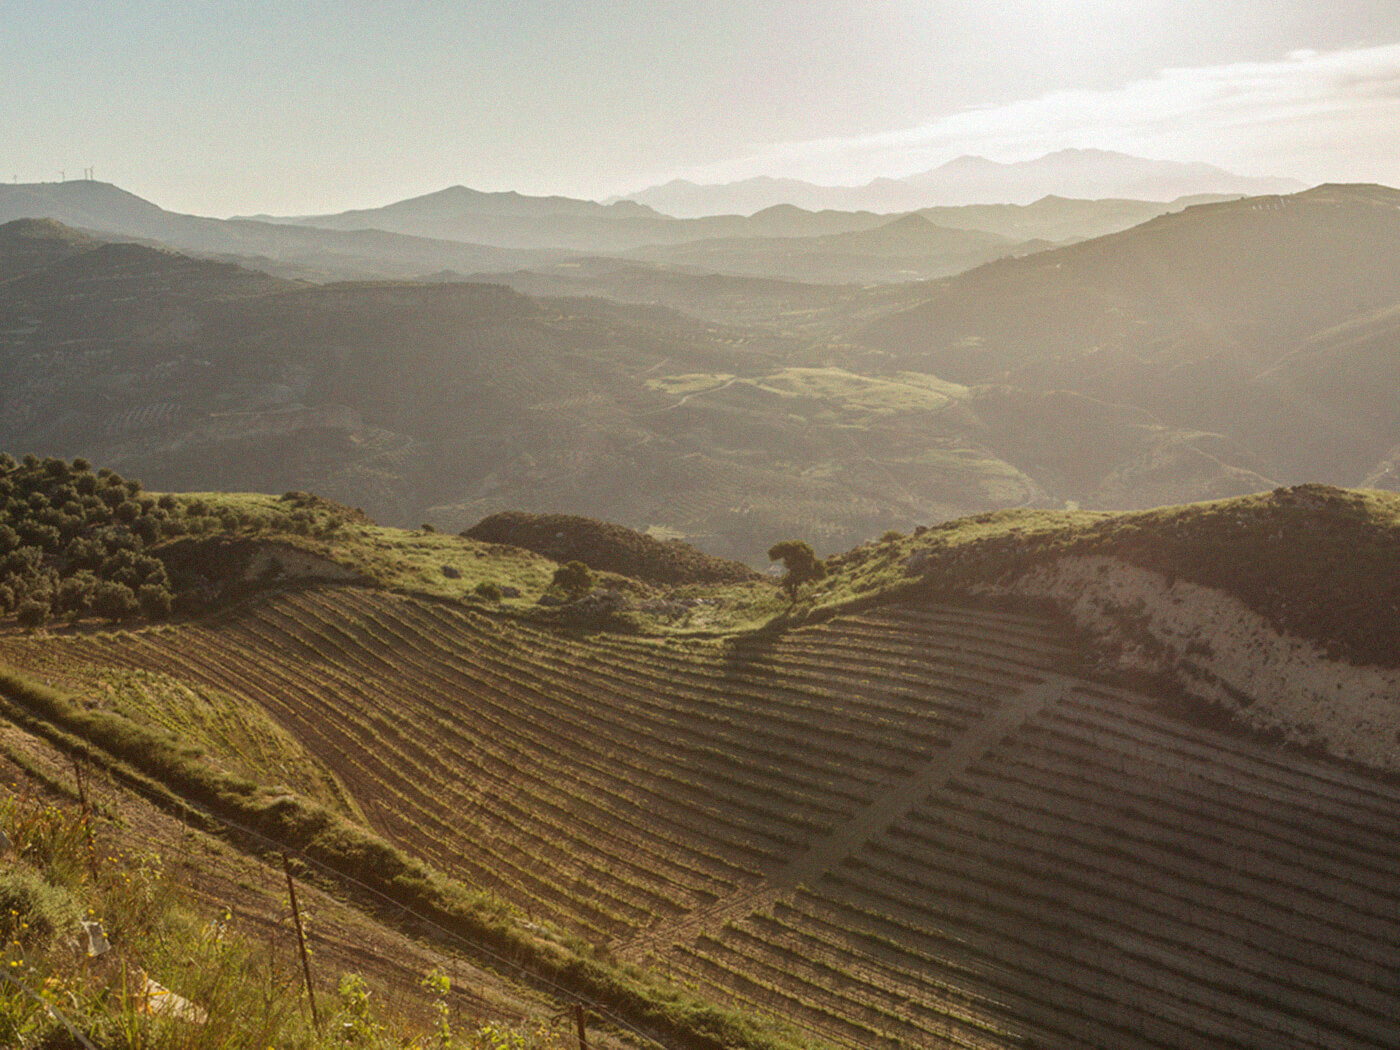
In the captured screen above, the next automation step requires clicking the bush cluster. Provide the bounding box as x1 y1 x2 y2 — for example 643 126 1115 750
465 511 761 586
0 453 189 626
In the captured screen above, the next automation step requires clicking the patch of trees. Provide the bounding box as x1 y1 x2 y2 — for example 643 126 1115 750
0 454 208 627
550 560 595 602
466 511 761 586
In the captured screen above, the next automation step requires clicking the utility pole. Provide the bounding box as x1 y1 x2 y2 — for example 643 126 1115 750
70 756 100 883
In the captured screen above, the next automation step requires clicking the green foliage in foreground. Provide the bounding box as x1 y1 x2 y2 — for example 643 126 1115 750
0 789 578 1049
0 668 820 1050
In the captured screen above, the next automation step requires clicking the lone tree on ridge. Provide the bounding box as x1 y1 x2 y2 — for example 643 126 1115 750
767 540 825 601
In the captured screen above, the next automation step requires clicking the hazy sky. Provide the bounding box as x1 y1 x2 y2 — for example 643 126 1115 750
4 0 1400 215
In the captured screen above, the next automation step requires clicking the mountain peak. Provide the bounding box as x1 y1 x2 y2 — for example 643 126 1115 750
0 216 100 244
0 217 107 281
880 212 938 230
623 150 1307 215
937 154 1001 171
1040 147 1134 160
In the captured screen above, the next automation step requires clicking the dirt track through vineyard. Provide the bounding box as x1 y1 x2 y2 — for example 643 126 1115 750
624 673 1070 958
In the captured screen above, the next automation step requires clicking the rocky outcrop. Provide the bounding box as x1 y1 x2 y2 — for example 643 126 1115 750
157 536 367 609
243 541 364 584
990 554 1400 771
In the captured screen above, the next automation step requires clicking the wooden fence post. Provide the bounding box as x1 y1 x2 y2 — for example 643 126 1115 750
575 1002 588 1050
282 853 321 1034
70 756 100 883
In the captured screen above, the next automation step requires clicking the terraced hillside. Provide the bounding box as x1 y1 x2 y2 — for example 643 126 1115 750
4 583 1397 1049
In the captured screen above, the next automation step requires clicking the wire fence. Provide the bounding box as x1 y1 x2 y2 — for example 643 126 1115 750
2 744 681 1050
195 805 675 1049
0 969 100 1050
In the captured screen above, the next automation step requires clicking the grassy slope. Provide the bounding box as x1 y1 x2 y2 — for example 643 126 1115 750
186 492 565 603
0 716 609 1050
3 649 361 818
172 491 796 634
790 483 1400 667
165 482 1400 664
0 665 819 1050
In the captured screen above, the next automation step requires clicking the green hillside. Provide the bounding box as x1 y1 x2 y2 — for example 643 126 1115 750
802 483 1400 666
859 184 1400 488
3 464 1400 1048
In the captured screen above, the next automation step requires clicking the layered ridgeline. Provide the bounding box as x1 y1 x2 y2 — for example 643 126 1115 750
0 218 1080 562
3 176 1181 285
1 463 1398 1048
859 184 1400 493
618 149 1302 216
7 185 1400 564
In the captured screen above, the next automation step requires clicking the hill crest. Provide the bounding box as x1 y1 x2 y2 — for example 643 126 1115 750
465 511 761 585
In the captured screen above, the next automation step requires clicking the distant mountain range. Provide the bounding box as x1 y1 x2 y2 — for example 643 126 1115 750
3 182 1398 563
619 149 1306 216
0 179 560 281
1 177 1241 289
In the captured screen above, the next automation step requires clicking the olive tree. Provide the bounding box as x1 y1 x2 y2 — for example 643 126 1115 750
767 540 825 601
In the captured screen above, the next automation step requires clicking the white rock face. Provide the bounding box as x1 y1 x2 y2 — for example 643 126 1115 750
244 542 362 584
989 555 1400 771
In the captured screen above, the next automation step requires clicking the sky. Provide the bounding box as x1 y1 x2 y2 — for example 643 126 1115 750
3 0 1400 216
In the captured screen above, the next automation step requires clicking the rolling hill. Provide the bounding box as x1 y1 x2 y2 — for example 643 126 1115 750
622 214 1024 284
0 179 560 282
0 470 1397 1049
8 190 1399 564
914 192 1240 244
860 183 1400 490
252 182 1034 270
3 177 1274 292
0 219 1209 563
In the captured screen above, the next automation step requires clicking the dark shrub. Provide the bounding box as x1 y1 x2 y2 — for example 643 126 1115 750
57 572 97 615
137 583 174 620
15 598 49 629
93 580 139 622
551 561 593 601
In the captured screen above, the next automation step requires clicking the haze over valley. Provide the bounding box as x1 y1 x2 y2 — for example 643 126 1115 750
3 174 1398 565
